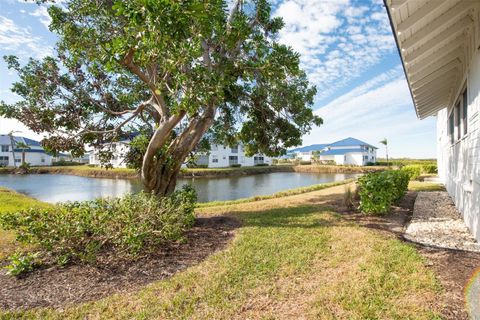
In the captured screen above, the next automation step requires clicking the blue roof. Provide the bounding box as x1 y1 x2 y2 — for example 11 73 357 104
320 148 364 155
22 137 42 147
13 149 47 154
328 137 377 149
289 144 330 153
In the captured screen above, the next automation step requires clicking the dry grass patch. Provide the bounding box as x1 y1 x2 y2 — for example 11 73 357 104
409 181 445 192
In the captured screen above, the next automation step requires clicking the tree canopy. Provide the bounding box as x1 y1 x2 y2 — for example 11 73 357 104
1 0 322 196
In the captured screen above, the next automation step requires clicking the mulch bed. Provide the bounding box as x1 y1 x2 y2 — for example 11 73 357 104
338 191 480 320
0 216 240 311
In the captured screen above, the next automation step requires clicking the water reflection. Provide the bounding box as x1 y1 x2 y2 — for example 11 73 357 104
0 172 360 203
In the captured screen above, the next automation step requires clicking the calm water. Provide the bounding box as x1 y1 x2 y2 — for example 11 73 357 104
0 172 360 203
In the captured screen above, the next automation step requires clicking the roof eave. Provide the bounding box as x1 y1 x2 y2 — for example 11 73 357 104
383 0 421 119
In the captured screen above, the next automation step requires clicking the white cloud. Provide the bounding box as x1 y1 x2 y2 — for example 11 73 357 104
0 118 44 141
0 15 52 58
302 70 437 158
274 0 396 101
29 6 51 29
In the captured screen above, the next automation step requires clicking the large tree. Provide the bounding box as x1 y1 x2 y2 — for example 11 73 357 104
1 0 322 197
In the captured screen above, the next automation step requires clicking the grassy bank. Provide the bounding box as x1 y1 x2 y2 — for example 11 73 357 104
0 183 443 318
197 178 356 207
0 188 51 259
0 164 387 180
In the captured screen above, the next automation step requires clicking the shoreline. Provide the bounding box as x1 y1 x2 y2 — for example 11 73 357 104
0 164 387 180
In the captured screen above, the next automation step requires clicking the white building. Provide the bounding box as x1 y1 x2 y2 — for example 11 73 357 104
385 1 480 240
89 141 272 168
196 143 272 168
0 135 53 166
89 141 130 168
289 137 377 166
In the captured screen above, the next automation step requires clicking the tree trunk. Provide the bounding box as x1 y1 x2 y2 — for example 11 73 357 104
140 107 216 198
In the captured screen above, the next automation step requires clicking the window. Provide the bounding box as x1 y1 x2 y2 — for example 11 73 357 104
254 156 264 165
15 159 21 163
463 89 468 135
0 156 8 166
228 155 238 165
231 145 238 153
449 111 454 144
450 86 468 143
41 157 45 163
455 102 461 140
1 145 8 152
212 155 218 163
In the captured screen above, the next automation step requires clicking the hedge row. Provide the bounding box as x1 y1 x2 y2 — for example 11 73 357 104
401 164 437 180
358 170 410 215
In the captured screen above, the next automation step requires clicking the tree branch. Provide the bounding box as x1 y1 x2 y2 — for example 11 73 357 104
120 49 168 118
80 98 151 134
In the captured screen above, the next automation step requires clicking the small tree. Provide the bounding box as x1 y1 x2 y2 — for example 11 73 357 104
1 0 322 197
15 142 30 165
379 138 389 167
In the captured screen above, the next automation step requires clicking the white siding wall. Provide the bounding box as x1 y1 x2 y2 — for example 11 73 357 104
89 143 129 168
437 47 480 241
345 153 364 166
0 150 52 166
207 144 272 168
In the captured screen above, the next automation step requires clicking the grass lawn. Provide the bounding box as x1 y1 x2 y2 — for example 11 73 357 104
0 188 51 259
408 181 445 192
0 184 442 319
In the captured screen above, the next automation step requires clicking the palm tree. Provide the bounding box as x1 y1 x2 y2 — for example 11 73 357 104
15 141 30 165
379 138 389 167
7 131 18 168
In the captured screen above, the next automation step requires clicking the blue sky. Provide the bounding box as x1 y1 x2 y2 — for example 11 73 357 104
0 0 437 158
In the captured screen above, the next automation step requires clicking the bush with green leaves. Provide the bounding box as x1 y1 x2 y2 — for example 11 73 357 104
52 160 84 166
401 165 423 180
358 170 410 215
422 164 438 174
4 251 39 277
0 186 197 271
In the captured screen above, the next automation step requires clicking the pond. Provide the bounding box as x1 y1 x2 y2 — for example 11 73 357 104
0 172 360 203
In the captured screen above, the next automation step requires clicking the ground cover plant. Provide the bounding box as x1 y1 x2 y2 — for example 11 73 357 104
358 170 410 214
0 186 196 275
0 188 52 260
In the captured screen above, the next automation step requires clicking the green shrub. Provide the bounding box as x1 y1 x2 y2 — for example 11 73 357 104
4 251 39 277
186 163 208 168
230 164 241 167
401 165 422 180
0 186 197 271
254 163 269 167
358 170 410 215
422 164 437 174
299 161 311 165
52 160 84 166
18 162 31 174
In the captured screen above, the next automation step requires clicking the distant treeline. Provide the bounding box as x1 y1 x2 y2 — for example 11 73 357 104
376 158 436 167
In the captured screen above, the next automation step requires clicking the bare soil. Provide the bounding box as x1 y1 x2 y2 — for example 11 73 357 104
340 191 480 320
0 216 239 311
